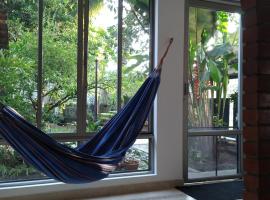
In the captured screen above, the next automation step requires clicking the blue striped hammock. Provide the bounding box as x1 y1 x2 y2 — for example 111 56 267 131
0 39 173 184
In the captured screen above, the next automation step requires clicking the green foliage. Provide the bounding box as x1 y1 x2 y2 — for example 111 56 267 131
0 31 37 122
5 0 38 30
216 11 229 42
0 0 151 179
188 8 239 128
189 7 216 46
0 146 43 180
208 59 222 83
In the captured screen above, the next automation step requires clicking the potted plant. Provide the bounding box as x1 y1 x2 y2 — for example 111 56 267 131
116 157 139 171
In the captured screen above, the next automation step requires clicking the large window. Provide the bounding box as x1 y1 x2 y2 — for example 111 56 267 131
0 0 153 183
185 1 242 181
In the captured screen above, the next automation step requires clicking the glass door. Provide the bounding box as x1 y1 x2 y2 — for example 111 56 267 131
185 3 242 181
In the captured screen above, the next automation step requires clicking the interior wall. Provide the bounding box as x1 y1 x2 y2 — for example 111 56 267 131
0 0 186 199
154 0 185 182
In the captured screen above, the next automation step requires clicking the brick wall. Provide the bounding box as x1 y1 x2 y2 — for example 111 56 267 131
242 0 270 199
0 10 8 49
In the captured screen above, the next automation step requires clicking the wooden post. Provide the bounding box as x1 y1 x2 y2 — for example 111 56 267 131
94 59 98 121
0 9 8 49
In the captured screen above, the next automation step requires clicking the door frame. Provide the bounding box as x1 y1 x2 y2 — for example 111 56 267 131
183 0 243 182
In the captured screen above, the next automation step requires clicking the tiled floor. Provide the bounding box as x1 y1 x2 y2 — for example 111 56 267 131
81 189 196 200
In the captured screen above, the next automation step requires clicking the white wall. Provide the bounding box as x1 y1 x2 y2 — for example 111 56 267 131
0 0 186 198
154 0 185 181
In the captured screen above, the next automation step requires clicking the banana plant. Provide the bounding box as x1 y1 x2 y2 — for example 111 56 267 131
206 42 237 123
188 8 239 128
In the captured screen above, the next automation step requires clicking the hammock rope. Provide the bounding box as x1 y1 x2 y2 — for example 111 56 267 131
0 38 173 183
156 38 174 72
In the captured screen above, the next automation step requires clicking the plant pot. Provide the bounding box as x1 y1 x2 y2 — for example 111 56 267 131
122 160 139 171
116 159 139 171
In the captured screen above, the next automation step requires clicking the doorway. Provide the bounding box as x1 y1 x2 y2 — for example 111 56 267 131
183 0 243 182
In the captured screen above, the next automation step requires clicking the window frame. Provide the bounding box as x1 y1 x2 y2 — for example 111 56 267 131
0 0 155 184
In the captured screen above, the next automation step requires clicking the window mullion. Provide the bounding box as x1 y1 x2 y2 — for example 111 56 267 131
117 0 123 112
77 0 84 135
77 0 89 136
37 0 43 128
148 0 155 133
82 0 89 135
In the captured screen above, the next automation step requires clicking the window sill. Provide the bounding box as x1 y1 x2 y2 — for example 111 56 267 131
0 171 158 199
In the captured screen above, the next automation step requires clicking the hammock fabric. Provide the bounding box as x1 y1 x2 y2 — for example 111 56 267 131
0 38 173 184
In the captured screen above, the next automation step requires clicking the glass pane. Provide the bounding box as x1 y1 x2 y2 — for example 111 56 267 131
0 145 45 182
188 136 216 179
0 1 38 125
0 142 78 183
115 139 150 172
42 1 78 133
85 0 152 133
188 7 240 129
86 0 118 133
122 0 150 103
122 0 151 132
187 6 241 181
217 135 238 176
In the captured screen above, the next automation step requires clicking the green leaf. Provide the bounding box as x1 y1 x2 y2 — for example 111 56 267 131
201 85 219 91
207 43 233 59
208 60 222 82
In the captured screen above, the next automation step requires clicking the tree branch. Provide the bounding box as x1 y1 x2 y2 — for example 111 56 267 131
47 93 76 112
130 7 148 34
42 85 62 97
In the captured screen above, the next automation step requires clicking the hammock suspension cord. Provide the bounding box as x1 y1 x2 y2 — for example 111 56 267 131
156 38 174 72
